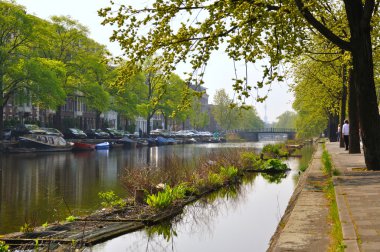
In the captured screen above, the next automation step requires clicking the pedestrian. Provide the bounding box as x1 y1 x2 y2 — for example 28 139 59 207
342 120 349 150
337 124 341 142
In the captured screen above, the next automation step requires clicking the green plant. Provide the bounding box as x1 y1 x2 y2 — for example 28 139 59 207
263 159 288 171
208 172 224 186
34 239 39 251
220 166 239 180
240 152 260 168
146 189 173 209
20 223 34 233
66 215 77 222
42 222 48 228
0 241 9 252
98 191 126 208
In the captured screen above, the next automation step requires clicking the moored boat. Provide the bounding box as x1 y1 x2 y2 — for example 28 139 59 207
15 134 72 152
95 142 110 150
118 136 137 148
72 142 95 151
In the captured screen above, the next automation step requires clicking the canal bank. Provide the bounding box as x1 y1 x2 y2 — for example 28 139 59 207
268 142 330 251
0 142 311 251
269 141 380 252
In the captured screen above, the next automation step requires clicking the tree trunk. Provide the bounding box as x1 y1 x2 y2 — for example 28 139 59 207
339 65 347 148
0 104 3 141
346 3 380 169
328 114 339 142
96 111 101 129
53 106 62 130
348 68 361 154
147 115 151 135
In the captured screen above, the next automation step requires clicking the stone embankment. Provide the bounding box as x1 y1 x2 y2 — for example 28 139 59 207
269 141 380 252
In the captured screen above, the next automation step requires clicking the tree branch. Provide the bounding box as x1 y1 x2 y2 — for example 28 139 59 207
294 0 352 51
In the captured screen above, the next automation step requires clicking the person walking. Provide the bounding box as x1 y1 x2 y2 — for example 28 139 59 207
342 120 349 150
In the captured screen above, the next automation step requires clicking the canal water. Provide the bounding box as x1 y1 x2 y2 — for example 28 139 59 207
0 142 313 251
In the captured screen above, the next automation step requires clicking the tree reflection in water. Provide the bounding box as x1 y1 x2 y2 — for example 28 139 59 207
138 172 287 251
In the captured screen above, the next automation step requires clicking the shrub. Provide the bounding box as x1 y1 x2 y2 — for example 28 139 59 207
0 241 9 252
98 191 126 208
146 188 173 209
220 166 239 180
66 215 77 222
208 172 224 186
263 159 288 171
20 223 34 233
262 144 289 157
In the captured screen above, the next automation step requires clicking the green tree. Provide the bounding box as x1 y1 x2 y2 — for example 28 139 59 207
211 89 239 130
274 111 297 129
188 97 209 130
100 0 380 169
238 107 264 130
0 2 66 135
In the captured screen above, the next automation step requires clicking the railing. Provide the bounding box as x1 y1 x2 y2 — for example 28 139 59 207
230 128 296 133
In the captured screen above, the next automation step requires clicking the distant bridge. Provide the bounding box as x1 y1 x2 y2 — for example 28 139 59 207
232 128 296 141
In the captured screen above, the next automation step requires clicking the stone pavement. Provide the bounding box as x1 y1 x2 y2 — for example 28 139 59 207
269 144 330 251
327 142 380 252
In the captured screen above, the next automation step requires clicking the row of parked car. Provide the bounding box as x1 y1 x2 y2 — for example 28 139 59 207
1 124 128 140
149 129 215 138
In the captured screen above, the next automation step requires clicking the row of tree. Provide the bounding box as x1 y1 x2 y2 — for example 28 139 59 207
100 0 380 169
0 1 266 136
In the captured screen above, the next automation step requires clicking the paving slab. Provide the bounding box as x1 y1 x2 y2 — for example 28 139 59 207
327 142 380 252
268 144 330 251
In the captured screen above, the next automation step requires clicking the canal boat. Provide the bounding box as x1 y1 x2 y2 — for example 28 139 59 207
95 142 110 150
156 136 169 146
72 142 95 151
14 134 73 152
118 136 137 148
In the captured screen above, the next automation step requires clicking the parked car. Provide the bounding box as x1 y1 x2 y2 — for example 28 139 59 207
103 128 124 139
63 128 87 139
11 124 46 139
41 127 64 137
85 129 110 139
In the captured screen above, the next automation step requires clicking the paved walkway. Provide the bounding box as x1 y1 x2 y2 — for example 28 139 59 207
269 144 330 251
327 142 380 252
270 142 380 252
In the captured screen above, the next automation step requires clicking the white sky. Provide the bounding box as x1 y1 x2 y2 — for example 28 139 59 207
16 0 294 123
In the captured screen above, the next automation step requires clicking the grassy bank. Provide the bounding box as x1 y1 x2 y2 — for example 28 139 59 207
321 144 345 251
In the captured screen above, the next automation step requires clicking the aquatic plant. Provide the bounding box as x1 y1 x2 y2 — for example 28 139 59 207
263 159 288 171
240 152 263 169
261 144 289 158
0 241 9 252
146 184 191 209
220 166 239 181
66 215 77 222
98 191 126 208
207 172 224 186
20 223 34 233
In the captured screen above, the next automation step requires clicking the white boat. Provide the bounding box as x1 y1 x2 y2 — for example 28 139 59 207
95 142 110 150
14 134 72 152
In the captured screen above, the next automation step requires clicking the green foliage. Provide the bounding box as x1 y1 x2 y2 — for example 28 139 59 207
146 184 189 210
274 111 297 129
66 215 77 222
240 152 263 169
207 172 224 186
262 144 289 157
42 222 49 228
263 159 288 171
20 223 34 233
98 191 126 208
0 241 9 252
220 166 239 180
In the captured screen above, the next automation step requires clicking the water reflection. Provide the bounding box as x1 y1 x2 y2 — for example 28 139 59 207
91 160 300 252
0 143 260 233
